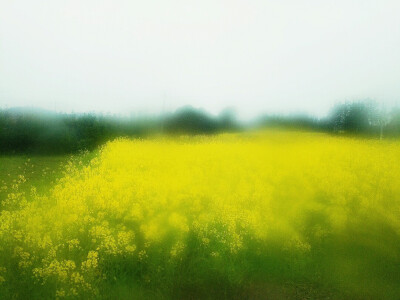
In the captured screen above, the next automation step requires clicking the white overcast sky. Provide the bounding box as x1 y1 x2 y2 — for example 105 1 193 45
1 0 400 119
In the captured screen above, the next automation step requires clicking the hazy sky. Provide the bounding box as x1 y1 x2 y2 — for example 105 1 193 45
1 0 400 119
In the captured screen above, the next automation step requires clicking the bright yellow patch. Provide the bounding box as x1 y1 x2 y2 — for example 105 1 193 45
0 130 399 297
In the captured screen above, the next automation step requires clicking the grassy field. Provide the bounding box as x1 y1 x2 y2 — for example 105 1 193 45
0 130 399 299
0 151 96 198
0 155 69 197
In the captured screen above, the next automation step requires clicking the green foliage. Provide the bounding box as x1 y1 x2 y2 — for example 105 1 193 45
256 114 323 131
1 101 400 155
163 106 237 134
0 107 241 154
386 108 400 136
257 100 400 138
328 101 380 134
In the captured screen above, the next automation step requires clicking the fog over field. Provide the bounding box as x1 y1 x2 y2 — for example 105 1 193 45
1 0 400 119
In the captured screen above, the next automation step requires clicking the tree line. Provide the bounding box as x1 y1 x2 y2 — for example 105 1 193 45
257 101 400 138
0 106 239 154
0 101 399 154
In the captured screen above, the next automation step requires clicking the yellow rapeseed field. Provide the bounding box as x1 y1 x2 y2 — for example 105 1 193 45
0 130 399 299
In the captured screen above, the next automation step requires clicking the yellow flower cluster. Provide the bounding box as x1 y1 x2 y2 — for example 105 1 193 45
0 130 399 298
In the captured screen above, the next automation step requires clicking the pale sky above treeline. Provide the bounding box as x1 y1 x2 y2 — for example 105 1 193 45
1 0 400 119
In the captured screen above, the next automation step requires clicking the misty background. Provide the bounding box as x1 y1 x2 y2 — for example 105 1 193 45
1 0 400 119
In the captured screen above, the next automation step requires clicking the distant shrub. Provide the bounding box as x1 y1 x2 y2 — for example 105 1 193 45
257 100 400 138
